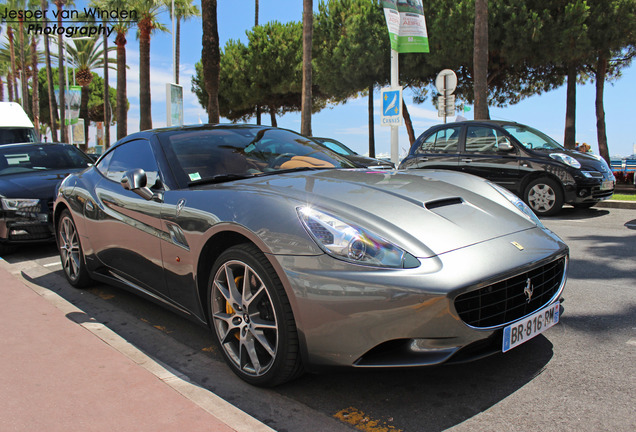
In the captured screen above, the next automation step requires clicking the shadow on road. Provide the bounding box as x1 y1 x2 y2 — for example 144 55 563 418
18 260 556 432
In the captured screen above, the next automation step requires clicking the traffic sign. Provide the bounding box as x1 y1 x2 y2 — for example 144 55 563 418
436 69 457 95
381 87 403 126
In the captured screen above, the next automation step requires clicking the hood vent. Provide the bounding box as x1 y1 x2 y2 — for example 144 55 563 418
425 197 464 210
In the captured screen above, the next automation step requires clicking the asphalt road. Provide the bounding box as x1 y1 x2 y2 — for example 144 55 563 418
3 206 635 432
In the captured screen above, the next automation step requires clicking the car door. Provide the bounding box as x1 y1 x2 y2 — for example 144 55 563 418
403 125 462 171
459 125 521 191
86 139 169 298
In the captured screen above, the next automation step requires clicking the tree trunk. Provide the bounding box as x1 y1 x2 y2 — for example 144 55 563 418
402 99 415 145
563 63 577 149
43 18 58 142
57 2 67 143
30 36 39 134
201 0 220 123
8 28 17 103
116 31 127 140
139 17 152 131
301 0 313 136
0 76 4 101
18 18 30 116
473 0 489 120
269 106 277 127
7 72 14 102
368 85 375 158
595 55 610 165
80 85 89 151
104 25 111 146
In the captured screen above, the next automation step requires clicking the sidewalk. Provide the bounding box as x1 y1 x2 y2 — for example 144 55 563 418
0 262 274 432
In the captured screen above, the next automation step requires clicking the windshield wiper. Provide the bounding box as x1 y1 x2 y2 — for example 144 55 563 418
188 173 256 186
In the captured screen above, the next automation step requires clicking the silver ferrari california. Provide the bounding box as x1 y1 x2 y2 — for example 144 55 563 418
54 125 568 386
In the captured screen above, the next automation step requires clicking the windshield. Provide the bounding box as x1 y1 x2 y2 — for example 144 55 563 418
160 127 356 185
503 124 564 151
0 144 92 176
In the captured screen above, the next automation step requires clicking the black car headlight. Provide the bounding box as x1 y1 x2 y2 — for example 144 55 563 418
1 198 40 211
297 206 419 268
550 153 581 169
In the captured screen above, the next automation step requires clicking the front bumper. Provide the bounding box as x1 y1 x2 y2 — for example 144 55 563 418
273 227 568 369
565 173 615 204
0 207 54 246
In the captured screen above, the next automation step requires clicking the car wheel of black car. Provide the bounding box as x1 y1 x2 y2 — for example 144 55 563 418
58 209 92 288
208 243 303 387
524 177 564 216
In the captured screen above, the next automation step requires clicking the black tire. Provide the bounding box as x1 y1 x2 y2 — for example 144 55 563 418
207 243 303 387
572 201 598 209
57 209 92 288
523 177 564 216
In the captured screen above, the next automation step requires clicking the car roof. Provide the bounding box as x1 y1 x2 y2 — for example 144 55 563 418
431 120 523 128
0 142 75 151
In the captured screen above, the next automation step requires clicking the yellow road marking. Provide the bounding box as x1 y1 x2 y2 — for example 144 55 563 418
334 407 402 432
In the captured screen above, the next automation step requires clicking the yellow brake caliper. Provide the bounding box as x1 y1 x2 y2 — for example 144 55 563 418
227 275 243 340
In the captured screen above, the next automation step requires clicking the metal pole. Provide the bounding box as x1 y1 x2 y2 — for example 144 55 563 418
390 49 399 165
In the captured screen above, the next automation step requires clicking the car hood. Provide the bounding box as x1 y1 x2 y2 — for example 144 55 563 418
236 169 542 258
0 169 79 199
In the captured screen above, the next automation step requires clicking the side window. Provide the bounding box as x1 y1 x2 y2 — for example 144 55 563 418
416 127 461 154
465 126 507 154
96 149 114 174
104 140 161 187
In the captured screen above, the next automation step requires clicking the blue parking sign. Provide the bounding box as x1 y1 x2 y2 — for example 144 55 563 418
381 87 402 126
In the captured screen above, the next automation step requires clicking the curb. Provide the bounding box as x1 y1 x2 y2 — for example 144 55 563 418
596 200 636 210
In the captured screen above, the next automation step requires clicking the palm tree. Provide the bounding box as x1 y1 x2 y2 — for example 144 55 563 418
54 0 70 142
134 0 168 131
0 60 8 101
63 36 116 150
167 0 200 85
94 0 133 140
41 0 59 141
301 0 313 136
201 0 220 123
5 2 18 103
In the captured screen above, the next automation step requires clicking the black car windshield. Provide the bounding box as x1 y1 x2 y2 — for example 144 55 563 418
0 144 92 176
503 124 564 151
160 127 356 185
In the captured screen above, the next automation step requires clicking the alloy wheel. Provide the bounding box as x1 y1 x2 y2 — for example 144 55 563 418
211 259 279 377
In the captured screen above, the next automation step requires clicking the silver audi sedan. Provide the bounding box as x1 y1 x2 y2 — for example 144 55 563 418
54 125 568 386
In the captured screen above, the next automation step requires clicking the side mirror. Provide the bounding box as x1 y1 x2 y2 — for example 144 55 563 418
121 169 154 200
498 138 514 152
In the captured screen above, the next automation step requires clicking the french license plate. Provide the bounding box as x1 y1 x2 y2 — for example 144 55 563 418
502 303 560 352
600 180 614 190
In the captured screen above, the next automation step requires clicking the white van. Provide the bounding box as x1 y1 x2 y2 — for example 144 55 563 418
0 102 38 144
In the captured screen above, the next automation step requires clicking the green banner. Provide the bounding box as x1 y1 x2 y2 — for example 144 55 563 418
382 0 429 53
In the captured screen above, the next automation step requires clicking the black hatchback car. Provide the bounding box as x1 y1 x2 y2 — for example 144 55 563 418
0 143 92 254
399 121 616 215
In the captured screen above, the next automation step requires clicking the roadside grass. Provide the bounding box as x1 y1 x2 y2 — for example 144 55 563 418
613 193 636 201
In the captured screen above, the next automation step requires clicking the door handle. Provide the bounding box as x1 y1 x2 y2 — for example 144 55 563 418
461 158 473 163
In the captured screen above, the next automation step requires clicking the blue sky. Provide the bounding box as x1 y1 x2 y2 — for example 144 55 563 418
17 0 636 158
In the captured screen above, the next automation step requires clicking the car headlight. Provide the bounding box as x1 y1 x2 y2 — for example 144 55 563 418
488 183 545 229
297 206 419 268
550 153 581 169
1 198 41 210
